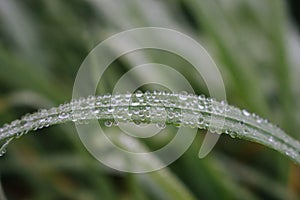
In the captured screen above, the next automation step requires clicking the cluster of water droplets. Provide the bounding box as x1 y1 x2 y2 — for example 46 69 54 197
0 91 300 164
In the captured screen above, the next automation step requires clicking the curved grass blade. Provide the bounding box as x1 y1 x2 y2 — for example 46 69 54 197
0 91 299 165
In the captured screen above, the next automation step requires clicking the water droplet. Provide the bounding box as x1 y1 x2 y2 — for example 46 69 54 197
0 149 6 156
242 109 250 117
209 127 217 133
113 120 119 126
198 104 205 110
268 136 274 143
104 121 113 127
20 120 27 127
198 94 205 100
243 128 249 135
198 117 204 125
135 90 143 98
15 132 23 139
131 102 140 106
107 107 114 113
175 123 182 128
59 112 69 119
179 91 188 100
125 92 132 98
229 132 236 138
133 120 141 126
256 117 262 124
0 138 13 157
156 123 166 129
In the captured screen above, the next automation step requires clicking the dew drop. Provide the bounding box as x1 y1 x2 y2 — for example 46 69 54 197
243 128 249 135
125 92 132 98
209 127 217 133
198 117 204 125
15 132 24 139
104 121 113 127
198 104 205 110
204 121 210 128
229 132 236 138
113 120 119 126
131 102 140 106
268 136 274 143
135 90 143 98
179 91 188 100
156 123 166 129
198 94 205 100
59 112 69 119
107 107 114 113
256 118 263 124
216 129 223 134
20 120 27 127
0 138 13 157
0 149 6 157
133 120 141 126
175 123 182 128
242 109 250 117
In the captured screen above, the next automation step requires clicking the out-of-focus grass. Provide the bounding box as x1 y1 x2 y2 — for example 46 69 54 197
0 0 300 199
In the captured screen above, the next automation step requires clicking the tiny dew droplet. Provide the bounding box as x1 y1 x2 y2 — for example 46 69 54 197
179 91 188 100
216 129 223 134
59 112 69 119
242 109 250 117
229 132 236 138
113 120 119 126
0 138 13 157
198 104 205 110
243 128 249 135
16 132 23 139
133 120 141 126
20 120 27 127
198 94 205 100
135 90 143 98
107 107 114 113
104 120 113 127
156 123 166 129
256 117 263 124
0 149 6 157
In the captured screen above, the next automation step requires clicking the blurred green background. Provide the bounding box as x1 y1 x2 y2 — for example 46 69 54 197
1 0 300 199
